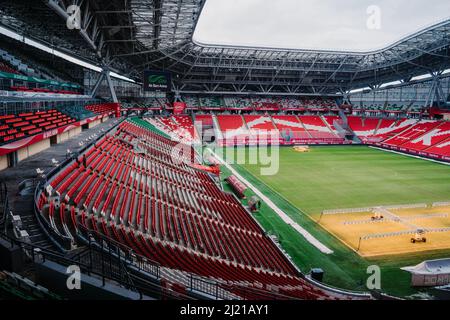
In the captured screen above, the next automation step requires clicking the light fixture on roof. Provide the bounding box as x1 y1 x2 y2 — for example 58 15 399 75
411 73 432 81
36 168 45 178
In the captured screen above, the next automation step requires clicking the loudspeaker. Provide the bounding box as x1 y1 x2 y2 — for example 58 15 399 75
311 268 324 282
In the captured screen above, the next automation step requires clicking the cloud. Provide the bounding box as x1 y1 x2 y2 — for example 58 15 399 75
193 0 450 52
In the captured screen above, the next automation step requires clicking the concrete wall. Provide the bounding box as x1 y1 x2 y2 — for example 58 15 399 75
17 139 50 161
88 119 101 129
0 154 8 171
28 139 50 157
17 146 29 162
411 273 450 287
0 122 90 172
57 127 82 143
56 132 69 144
68 126 81 138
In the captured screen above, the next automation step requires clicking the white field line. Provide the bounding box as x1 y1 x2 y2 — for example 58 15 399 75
209 149 334 255
369 146 450 166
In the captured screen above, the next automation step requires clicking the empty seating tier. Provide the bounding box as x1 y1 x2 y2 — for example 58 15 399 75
0 110 76 145
37 119 358 300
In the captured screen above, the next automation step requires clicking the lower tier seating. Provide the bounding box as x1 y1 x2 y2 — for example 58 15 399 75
38 119 361 300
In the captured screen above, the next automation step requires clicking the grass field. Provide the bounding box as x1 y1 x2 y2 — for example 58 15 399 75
218 145 450 298
232 146 450 215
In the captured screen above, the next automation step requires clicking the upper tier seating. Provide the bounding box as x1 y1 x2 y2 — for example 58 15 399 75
353 102 385 111
39 119 360 300
0 60 21 75
251 98 281 111
408 104 424 114
234 98 253 110
183 96 200 110
57 103 116 121
385 102 409 113
301 98 337 111
8 85 81 95
85 103 117 115
200 97 224 109
0 110 75 145
280 98 303 110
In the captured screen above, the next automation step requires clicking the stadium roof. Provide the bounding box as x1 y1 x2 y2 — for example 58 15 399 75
1 0 450 96
194 0 450 53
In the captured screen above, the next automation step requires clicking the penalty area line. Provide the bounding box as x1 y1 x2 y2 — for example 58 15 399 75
209 148 334 255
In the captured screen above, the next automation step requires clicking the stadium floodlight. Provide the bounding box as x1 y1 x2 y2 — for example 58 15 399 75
411 73 433 81
0 25 134 83
380 80 402 89
348 87 371 94
110 72 135 83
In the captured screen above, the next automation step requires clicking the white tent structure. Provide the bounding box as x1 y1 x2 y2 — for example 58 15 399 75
402 258 450 287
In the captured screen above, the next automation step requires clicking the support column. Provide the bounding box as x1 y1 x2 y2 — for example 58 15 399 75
90 72 105 98
105 71 118 103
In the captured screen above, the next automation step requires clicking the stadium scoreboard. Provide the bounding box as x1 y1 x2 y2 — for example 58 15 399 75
143 70 172 92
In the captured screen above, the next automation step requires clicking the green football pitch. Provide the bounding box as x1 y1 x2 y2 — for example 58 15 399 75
218 146 450 297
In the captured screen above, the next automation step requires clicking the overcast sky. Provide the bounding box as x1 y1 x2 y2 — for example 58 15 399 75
194 0 450 52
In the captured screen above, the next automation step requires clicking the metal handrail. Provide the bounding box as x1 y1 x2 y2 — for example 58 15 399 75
29 118 374 301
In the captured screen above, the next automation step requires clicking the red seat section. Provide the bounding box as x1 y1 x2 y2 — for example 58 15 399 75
299 116 343 142
243 115 277 131
39 119 361 300
194 114 214 127
367 119 450 160
152 116 199 143
216 115 248 145
85 103 117 115
425 137 450 158
369 118 418 141
401 122 450 152
383 120 441 147
0 60 20 75
0 109 76 145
